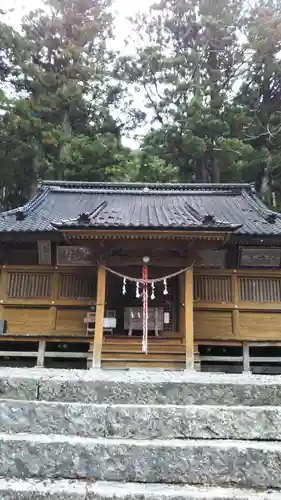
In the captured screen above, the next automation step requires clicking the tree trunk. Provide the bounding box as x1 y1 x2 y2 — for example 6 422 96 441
58 110 72 180
260 145 272 207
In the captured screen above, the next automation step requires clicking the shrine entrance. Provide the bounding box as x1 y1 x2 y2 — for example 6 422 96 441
105 266 180 339
58 230 227 370
88 261 195 370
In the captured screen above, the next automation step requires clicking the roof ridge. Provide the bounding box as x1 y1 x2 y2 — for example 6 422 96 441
246 191 281 222
0 185 50 219
41 180 253 192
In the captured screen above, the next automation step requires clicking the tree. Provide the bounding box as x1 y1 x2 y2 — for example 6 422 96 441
0 0 133 207
118 0 249 182
235 0 281 206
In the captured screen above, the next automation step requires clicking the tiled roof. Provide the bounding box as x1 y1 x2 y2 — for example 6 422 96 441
0 180 280 236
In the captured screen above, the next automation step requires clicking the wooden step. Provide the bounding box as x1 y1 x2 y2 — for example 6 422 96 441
102 345 186 353
102 352 186 361
102 360 186 368
104 337 184 345
88 339 200 370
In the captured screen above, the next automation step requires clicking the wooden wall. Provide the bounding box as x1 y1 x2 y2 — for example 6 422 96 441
1 265 281 342
194 269 281 341
0 265 179 338
0 266 97 337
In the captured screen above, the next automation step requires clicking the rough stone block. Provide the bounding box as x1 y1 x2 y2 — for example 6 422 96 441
37 369 281 406
0 478 86 499
0 400 107 437
0 434 281 489
101 404 281 440
1 401 281 441
88 482 281 500
0 368 39 401
1 368 281 406
0 480 279 500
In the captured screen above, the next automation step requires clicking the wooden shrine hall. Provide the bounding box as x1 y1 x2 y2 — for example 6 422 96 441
0 180 281 371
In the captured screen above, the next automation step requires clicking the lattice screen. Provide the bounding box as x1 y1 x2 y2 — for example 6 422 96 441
8 273 51 298
194 276 232 302
59 274 96 299
239 277 281 302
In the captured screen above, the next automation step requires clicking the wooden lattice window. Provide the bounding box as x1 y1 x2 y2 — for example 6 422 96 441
59 274 96 299
8 273 51 298
163 302 176 332
194 276 231 302
239 277 281 302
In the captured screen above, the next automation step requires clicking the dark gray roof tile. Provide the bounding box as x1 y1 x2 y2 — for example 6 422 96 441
0 181 279 236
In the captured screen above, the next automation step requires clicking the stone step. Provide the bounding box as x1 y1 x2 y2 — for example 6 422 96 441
90 482 281 500
0 434 280 488
37 370 281 405
2 368 281 405
0 479 279 500
0 477 86 499
1 399 281 440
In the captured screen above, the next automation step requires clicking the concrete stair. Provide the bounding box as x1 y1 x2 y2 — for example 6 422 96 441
0 368 280 498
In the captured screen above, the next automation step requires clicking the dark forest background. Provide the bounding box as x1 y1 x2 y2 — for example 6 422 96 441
1 0 281 209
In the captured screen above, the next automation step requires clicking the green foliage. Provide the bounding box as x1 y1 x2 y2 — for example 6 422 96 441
119 0 281 203
1 0 281 208
0 0 131 207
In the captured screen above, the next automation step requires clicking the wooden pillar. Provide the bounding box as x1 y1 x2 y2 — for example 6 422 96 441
37 340 46 367
0 266 8 322
243 342 250 373
50 271 59 332
179 274 185 337
185 267 194 370
92 266 106 369
231 270 240 337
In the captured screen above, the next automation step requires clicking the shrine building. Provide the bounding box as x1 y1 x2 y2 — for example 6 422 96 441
0 180 280 371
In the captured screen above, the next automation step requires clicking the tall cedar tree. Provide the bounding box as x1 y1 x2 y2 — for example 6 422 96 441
0 0 131 208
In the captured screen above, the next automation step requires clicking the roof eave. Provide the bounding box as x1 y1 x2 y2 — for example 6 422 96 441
51 222 242 232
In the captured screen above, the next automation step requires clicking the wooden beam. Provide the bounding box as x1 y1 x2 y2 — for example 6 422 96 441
92 266 106 369
62 229 229 241
184 267 194 370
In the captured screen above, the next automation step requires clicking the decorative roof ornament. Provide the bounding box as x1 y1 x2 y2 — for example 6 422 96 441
202 214 216 224
78 213 91 224
15 210 25 221
266 213 277 224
